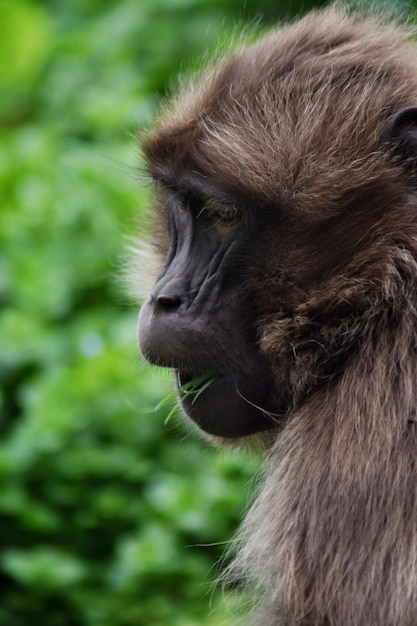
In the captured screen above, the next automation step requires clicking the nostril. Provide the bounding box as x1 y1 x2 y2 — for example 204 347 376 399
156 294 182 310
151 278 186 312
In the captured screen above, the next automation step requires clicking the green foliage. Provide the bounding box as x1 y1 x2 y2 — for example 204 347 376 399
1 0 413 624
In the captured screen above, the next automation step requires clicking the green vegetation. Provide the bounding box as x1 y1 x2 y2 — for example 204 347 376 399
0 0 412 624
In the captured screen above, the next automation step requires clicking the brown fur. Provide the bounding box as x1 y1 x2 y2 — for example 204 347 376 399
139 6 417 624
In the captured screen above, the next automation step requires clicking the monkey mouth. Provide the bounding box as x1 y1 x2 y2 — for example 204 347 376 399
176 369 238 436
176 370 220 396
175 368 275 438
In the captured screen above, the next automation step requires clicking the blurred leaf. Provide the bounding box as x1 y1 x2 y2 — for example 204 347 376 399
0 0 52 88
1 547 86 588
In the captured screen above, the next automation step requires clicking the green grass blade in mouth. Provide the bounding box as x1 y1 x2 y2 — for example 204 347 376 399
178 374 217 404
155 374 217 425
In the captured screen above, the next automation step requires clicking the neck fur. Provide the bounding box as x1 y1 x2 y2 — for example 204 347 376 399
229 297 417 625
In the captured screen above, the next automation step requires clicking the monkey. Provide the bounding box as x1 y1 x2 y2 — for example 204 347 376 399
135 5 417 625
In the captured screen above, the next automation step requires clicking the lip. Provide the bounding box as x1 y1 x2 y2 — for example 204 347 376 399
175 370 247 437
176 370 221 395
175 367 276 439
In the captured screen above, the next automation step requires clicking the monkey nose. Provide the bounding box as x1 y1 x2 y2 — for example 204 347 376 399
151 278 185 312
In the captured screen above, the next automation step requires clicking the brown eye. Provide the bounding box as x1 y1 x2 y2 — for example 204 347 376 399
186 194 244 232
204 199 244 232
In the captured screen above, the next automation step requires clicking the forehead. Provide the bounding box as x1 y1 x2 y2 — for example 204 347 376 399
142 9 417 213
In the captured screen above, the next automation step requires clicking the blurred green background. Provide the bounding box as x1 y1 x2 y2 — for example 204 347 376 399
0 0 413 624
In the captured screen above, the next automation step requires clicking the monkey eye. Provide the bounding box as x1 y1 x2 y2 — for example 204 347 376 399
188 195 244 232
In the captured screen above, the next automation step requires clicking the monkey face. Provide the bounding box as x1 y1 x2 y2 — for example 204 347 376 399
138 176 277 438
137 12 417 442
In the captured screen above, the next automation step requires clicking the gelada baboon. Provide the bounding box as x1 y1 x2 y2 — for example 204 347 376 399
136 5 417 625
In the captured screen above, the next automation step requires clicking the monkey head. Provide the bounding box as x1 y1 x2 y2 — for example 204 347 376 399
137 8 417 441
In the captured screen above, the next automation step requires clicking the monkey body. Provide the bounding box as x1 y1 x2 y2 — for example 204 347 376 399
137 7 417 624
